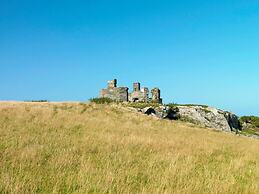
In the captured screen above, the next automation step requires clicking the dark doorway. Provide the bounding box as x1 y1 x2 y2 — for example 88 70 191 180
133 98 139 102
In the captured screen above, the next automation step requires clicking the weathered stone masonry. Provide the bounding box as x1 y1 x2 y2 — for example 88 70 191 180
100 79 128 102
100 79 162 103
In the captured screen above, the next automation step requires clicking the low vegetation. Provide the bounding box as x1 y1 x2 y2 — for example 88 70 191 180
167 103 209 108
240 116 259 128
89 97 115 104
0 102 258 193
240 128 259 136
126 102 161 109
239 116 259 136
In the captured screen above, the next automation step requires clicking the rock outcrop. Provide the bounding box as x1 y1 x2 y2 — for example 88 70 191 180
137 105 241 132
142 106 180 120
176 106 241 132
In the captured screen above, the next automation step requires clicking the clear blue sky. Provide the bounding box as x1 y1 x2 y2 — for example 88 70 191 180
0 0 259 116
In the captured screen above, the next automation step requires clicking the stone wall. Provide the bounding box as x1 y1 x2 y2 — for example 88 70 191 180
133 82 140 92
129 83 149 102
107 79 117 88
151 88 162 103
100 87 128 102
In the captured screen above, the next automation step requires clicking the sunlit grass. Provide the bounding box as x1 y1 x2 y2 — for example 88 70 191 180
0 102 258 193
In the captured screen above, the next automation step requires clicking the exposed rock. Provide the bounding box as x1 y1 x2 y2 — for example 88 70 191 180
224 111 241 131
142 107 156 115
176 106 241 132
241 122 251 130
139 105 241 132
142 106 179 120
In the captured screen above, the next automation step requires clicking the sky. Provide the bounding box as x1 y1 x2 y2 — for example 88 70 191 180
0 0 259 116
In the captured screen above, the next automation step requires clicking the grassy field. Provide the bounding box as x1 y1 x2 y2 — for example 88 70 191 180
0 102 258 194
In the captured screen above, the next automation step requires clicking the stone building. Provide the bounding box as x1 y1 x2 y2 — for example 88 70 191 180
100 79 128 102
151 88 162 103
100 79 162 103
128 82 149 102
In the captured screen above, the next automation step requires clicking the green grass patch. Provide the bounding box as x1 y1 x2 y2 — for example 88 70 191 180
126 102 161 109
89 97 115 104
240 128 259 136
167 103 209 108
240 116 259 128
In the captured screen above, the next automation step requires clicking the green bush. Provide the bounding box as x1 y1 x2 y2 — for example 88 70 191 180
127 102 161 109
240 116 259 128
89 97 115 104
167 103 208 108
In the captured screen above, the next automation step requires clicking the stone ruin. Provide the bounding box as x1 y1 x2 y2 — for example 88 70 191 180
100 79 162 103
98 79 245 133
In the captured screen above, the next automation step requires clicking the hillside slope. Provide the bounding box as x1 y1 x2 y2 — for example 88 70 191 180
0 102 258 193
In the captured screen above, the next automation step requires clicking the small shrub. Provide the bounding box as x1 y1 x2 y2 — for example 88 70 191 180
127 102 160 109
89 97 115 104
167 103 209 108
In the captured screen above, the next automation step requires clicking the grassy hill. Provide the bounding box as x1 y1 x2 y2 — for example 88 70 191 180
0 102 258 193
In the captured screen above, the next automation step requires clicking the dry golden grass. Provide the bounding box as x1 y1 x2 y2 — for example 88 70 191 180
0 101 258 194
